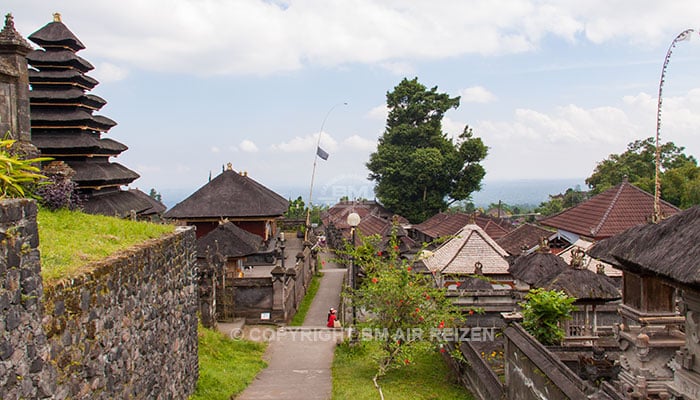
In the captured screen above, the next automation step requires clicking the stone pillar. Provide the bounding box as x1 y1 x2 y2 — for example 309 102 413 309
271 265 286 321
0 14 32 142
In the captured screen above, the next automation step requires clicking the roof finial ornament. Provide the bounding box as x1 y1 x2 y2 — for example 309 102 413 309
571 247 585 269
4 13 15 29
53 13 62 23
226 162 233 171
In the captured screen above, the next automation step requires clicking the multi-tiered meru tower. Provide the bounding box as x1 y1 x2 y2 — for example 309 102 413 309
27 13 157 217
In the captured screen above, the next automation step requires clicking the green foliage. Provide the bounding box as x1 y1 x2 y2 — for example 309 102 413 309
520 288 576 346
367 78 488 223
191 325 267 400
0 136 50 199
290 271 322 326
148 188 162 202
586 137 698 208
343 230 464 389
535 186 589 217
332 340 474 400
38 208 175 283
285 195 307 219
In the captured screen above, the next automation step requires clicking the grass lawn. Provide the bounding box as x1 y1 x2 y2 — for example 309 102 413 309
290 271 322 326
190 325 268 400
332 341 474 400
37 208 175 283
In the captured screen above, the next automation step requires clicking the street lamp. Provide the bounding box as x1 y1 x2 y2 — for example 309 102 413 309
347 212 361 326
653 28 695 223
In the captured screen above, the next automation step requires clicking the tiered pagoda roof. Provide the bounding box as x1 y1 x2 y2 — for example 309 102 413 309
27 14 154 217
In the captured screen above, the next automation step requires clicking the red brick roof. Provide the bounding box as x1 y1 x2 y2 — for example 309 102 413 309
413 212 513 240
540 181 679 239
496 223 555 256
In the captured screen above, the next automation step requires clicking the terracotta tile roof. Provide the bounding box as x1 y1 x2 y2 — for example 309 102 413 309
496 223 555 256
164 168 288 219
321 200 394 230
588 205 700 286
413 212 514 241
412 212 471 239
559 239 622 277
540 180 680 239
473 214 514 240
423 224 510 275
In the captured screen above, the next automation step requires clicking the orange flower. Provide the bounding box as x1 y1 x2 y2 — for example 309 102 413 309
438 321 445 329
468 309 474 315
371 277 378 284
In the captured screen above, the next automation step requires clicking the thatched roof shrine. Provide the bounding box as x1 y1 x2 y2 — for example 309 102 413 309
540 249 621 302
165 167 288 219
27 13 151 217
196 221 265 259
508 251 568 286
588 205 700 287
422 224 510 275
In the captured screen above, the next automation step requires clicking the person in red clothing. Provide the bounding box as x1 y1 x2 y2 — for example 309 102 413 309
326 308 337 328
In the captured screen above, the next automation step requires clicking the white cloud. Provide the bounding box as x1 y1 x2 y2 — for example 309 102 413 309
366 104 388 121
272 132 338 153
93 62 128 82
343 135 376 151
238 140 259 153
210 146 221 153
459 86 497 103
13 0 700 76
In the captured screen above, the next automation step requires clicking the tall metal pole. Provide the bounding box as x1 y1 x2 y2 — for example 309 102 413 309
351 227 357 326
653 29 695 223
305 102 347 240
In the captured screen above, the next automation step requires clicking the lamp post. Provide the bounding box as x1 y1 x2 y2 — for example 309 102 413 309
346 212 361 326
653 28 695 223
279 231 286 269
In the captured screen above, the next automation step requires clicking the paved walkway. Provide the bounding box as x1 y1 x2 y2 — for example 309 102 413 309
233 249 346 400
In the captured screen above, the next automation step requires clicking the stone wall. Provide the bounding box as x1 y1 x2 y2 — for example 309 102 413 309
0 199 198 399
503 323 593 400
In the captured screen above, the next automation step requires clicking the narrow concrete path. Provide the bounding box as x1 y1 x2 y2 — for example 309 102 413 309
235 250 346 400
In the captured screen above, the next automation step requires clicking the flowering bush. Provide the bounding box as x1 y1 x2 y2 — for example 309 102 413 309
342 228 464 395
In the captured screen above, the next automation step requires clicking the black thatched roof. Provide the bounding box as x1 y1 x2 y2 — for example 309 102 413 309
68 160 140 185
27 49 94 72
28 16 85 52
508 251 569 286
30 108 116 130
196 221 264 258
30 89 106 110
32 132 127 155
128 188 167 216
165 168 288 219
588 205 700 286
81 188 153 217
540 267 621 302
28 69 99 90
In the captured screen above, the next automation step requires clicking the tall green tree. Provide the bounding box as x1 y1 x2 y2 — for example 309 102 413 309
367 78 488 223
586 137 697 206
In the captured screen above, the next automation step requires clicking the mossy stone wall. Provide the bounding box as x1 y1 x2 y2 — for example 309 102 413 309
0 199 198 399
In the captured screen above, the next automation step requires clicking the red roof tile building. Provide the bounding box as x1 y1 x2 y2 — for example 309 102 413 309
540 179 679 241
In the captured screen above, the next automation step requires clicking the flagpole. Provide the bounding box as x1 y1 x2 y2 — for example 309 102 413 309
306 102 347 240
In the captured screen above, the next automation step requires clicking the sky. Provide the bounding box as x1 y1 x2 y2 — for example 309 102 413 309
5 1 700 207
